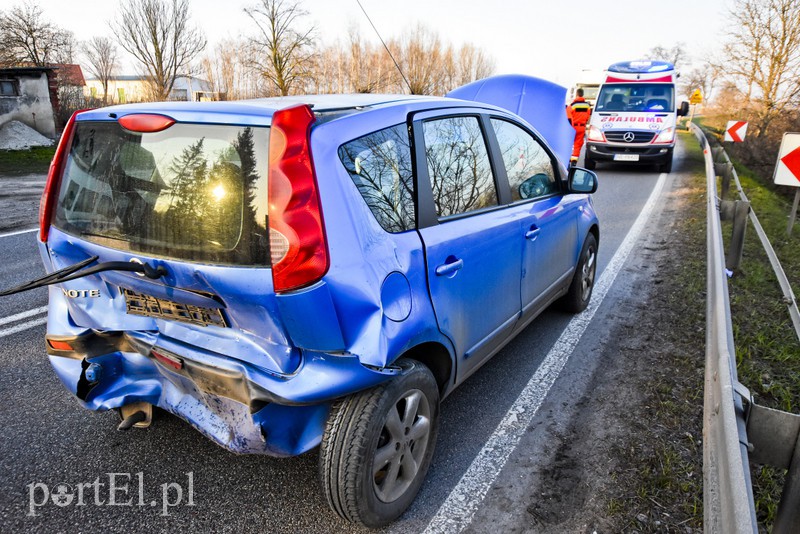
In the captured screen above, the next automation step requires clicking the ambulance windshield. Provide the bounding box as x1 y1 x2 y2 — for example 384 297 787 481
596 84 674 113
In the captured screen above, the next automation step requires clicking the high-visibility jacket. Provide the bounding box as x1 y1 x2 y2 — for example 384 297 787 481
567 97 592 127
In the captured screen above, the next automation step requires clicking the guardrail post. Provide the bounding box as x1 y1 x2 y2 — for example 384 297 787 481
727 200 750 271
712 146 725 162
773 435 800 533
715 161 731 178
720 199 735 221
721 165 733 200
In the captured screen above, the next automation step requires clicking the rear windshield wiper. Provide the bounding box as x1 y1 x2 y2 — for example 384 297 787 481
0 256 166 297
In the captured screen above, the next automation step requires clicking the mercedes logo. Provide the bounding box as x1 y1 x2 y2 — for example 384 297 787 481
622 132 635 143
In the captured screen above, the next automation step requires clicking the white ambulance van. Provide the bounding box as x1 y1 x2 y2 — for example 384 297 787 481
584 60 689 173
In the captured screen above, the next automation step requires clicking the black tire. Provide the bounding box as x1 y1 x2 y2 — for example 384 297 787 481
319 359 440 528
584 155 596 170
558 233 598 313
659 154 673 173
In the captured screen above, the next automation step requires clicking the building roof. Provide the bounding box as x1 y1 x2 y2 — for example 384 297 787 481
0 66 55 76
86 75 209 83
52 64 86 86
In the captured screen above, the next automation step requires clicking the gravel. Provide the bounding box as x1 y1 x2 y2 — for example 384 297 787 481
0 121 54 151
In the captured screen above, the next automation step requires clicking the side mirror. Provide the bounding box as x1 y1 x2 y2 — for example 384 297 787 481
677 101 690 117
568 167 598 194
519 173 554 199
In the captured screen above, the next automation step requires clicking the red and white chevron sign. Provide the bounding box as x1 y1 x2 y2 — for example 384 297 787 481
724 120 748 142
774 133 800 187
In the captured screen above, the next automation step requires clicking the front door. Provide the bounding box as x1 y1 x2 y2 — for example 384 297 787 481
487 118 579 317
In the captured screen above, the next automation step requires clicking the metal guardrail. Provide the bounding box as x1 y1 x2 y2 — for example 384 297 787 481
692 123 800 533
712 145 800 342
693 123 758 533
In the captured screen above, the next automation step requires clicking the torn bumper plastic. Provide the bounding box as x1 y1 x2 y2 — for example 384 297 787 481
45 330 397 456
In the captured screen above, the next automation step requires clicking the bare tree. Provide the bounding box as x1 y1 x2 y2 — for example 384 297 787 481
721 0 800 138
345 28 390 94
391 24 445 95
82 37 118 104
301 23 495 97
52 30 77 64
454 43 495 89
679 56 722 104
388 25 495 95
112 0 207 101
245 0 316 96
645 43 688 67
0 1 74 66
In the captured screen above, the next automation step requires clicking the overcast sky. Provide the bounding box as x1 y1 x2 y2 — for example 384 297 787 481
35 0 731 86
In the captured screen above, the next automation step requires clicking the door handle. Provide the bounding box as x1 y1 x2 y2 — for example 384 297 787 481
525 227 541 241
435 258 464 276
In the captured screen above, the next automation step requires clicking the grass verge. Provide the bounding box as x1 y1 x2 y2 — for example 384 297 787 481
606 131 707 532
0 147 56 175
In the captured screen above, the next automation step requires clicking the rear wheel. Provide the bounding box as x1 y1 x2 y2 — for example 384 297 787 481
319 359 439 528
558 233 597 313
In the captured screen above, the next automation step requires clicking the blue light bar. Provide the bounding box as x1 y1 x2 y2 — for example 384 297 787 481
608 60 674 74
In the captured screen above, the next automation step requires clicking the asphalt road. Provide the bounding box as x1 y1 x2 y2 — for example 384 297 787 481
0 145 669 533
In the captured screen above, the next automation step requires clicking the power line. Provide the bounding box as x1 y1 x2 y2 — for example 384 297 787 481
355 0 412 94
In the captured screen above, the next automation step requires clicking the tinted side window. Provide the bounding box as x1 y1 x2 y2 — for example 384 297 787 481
491 119 556 201
423 116 497 218
338 124 414 233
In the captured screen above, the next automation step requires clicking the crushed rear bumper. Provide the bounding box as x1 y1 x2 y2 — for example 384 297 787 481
45 329 398 456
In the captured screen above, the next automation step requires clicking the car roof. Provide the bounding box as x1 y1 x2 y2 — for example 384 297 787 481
75 94 478 126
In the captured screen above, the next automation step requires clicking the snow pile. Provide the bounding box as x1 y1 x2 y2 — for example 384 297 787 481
0 120 54 150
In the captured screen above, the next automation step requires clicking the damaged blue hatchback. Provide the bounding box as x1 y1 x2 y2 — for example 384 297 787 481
30 76 598 527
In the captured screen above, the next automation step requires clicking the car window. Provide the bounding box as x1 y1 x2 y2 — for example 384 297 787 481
54 122 269 266
491 119 556 201
423 116 497 218
338 124 414 233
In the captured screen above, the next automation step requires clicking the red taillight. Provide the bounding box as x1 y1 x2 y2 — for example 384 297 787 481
268 104 329 292
47 340 74 351
39 109 91 242
118 113 175 133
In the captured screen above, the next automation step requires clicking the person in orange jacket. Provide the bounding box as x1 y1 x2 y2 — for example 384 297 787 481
566 88 592 166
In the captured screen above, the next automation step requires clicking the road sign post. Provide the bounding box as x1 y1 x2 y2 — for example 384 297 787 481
688 89 702 125
789 190 800 236
772 133 800 234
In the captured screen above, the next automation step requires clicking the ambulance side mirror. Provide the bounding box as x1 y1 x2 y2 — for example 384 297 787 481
677 101 690 116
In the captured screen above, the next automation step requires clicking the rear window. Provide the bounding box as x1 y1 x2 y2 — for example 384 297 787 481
54 121 269 266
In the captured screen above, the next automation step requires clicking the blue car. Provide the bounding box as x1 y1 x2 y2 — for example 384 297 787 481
29 76 598 526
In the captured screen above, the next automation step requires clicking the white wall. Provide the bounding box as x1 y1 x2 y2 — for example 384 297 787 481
0 72 57 138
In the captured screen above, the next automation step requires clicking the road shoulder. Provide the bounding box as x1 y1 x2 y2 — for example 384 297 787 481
465 135 706 533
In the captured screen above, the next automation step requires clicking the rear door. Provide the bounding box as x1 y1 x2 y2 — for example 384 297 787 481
412 111 522 382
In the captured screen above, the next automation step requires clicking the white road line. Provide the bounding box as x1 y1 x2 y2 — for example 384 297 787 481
0 227 38 239
0 316 47 339
422 173 669 534
0 306 48 327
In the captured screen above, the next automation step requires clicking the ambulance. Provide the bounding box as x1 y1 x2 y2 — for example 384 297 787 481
584 60 689 173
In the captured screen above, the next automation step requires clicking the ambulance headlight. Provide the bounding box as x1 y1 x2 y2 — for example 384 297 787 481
654 127 675 143
587 125 605 142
